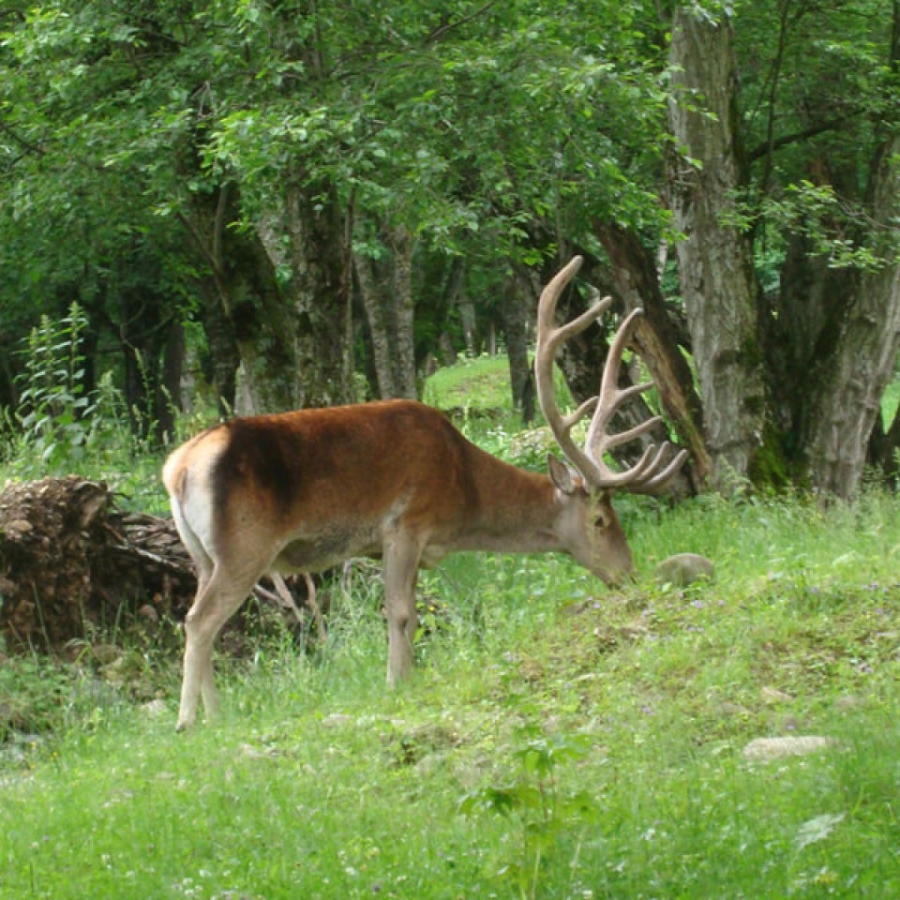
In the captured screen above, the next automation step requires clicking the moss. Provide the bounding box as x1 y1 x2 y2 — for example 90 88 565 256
748 421 793 491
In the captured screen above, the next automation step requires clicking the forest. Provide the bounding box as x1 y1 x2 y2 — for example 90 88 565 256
1 0 898 500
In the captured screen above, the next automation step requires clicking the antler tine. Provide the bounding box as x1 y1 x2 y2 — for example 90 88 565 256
535 256 688 494
630 446 690 494
582 306 667 487
598 413 663 452
535 256 611 486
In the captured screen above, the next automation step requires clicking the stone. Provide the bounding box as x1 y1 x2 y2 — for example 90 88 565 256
743 735 838 763
655 553 715 587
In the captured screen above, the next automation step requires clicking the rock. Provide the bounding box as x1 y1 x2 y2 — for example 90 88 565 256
137 604 160 625
90 643 123 665
321 713 354 729
835 694 863 711
743 735 838 763
237 742 278 760
140 699 168 718
655 553 715 587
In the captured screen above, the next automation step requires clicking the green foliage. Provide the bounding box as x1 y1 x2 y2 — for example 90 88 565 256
459 730 599 899
13 304 96 473
0 655 82 743
731 181 898 272
0 302 163 501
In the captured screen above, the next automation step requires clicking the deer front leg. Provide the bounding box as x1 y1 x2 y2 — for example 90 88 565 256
382 534 422 687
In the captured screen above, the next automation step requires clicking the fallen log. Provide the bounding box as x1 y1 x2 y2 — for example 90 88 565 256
0 477 194 650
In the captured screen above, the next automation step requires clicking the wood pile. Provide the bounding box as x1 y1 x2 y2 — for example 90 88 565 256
0 477 197 651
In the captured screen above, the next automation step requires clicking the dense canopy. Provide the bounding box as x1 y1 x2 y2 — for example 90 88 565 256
1 0 898 498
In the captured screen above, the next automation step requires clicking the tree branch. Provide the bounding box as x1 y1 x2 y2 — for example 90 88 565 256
425 1 498 44
747 117 854 163
0 115 45 157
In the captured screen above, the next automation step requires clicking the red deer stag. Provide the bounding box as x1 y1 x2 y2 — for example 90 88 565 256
163 256 686 729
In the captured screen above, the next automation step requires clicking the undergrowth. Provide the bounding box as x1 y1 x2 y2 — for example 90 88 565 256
0 303 173 509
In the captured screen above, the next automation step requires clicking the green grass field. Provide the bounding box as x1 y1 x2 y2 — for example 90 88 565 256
3 356 900 898
3 490 900 899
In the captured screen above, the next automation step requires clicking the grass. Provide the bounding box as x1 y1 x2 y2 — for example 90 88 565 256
422 353 512 411
4 490 900 898
4 354 900 898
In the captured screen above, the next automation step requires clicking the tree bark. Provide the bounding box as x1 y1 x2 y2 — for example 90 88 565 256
354 221 418 400
806 133 900 498
500 273 536 423
667 5 767 490
765 229 856 475
256 177 353 410
354 250 395 399
181 183 297 415
387 224 418 400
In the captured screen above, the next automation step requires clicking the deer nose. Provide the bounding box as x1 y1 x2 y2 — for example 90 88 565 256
599 551 635 587
602 566 635 588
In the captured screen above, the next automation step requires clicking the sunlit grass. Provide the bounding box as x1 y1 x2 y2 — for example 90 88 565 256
4 491 900 898
4 350 900 897
422 353 511 411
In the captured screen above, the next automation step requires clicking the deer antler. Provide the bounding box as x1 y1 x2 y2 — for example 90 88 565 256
535 256 687 493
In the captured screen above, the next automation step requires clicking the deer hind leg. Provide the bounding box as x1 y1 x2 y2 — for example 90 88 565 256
177 564 260 731
382 534 422 687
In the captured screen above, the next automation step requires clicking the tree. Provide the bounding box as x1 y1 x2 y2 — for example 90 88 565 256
3 0 899 503
666 4 767 490
673 0 900 497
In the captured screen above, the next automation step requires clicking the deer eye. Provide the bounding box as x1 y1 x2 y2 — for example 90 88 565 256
594 512 610 529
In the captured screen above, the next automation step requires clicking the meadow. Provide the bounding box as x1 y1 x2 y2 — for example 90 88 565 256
2 356 900 899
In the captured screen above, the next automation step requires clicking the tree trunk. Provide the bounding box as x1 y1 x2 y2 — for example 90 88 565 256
181 183 296 415
387 224 418 399
458 294 480 357
806 134 900 498
667 5 767 490
354 251 395 399
257 178 353 410
500 273 536 423
111 258 182 445
765 229 856 476
354 221 418 400
157 320 184 442
194 275 240 414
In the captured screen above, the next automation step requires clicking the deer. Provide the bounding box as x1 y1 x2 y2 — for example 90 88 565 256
162 256 687 730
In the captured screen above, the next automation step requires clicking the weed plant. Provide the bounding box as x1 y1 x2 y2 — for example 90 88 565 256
0 303 167 507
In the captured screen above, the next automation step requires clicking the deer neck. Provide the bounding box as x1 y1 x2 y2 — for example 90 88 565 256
451 453 564 555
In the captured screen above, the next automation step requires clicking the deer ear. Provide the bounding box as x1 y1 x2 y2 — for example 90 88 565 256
547 454 576 494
